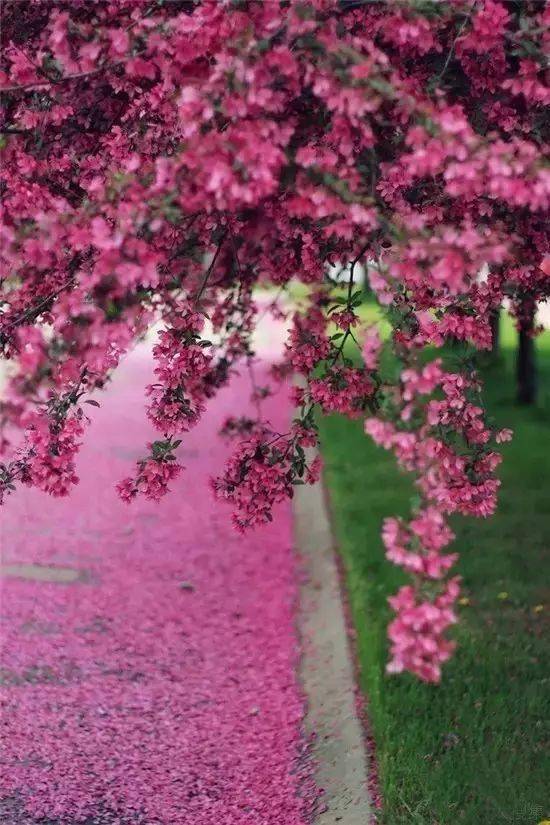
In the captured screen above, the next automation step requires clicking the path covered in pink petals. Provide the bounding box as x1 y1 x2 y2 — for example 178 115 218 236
0 345 317 824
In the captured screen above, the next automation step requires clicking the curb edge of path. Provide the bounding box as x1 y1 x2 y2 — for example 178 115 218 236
293 459 373 824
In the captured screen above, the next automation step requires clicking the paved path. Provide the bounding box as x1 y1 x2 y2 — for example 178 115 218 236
0 345 318 824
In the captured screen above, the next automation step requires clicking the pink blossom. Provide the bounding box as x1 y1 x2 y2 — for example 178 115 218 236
117 448 183 503
362 326 382 370
310 368 374 418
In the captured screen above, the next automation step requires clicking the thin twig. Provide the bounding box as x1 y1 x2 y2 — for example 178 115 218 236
436 7 474 85
193 233 227 306
1 277 77 335
0 61 128 94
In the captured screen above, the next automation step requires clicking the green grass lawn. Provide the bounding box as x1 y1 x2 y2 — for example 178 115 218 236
319 313 550 825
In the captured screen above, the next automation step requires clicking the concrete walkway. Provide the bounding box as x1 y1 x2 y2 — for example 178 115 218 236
0 346 319 824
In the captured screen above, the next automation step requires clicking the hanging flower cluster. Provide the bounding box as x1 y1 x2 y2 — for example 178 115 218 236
117 438 183 503
1 0 548 681
212 431 321 532
146 311 213 435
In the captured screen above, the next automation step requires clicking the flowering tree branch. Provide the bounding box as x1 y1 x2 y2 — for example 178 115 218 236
1 0 548 681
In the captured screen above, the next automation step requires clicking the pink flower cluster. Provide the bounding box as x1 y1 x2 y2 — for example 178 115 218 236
382 508 457 580
23 410 84 496
0 408 85 501
0 390 89 504
362 326 383 370
387 579 460 683
212 435 321 532
365 355 511 679
310 367 374 418
286 308 331 374
146 315 213 436
117 441 182 503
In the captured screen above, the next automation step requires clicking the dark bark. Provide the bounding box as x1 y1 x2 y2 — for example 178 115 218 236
489 308 500 358
516 303 537 405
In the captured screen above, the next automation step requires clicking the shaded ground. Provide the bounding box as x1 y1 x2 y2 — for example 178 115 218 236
0 345 317 824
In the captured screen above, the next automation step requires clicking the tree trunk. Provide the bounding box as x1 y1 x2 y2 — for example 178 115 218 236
516 303 537 405
489 308 500 358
